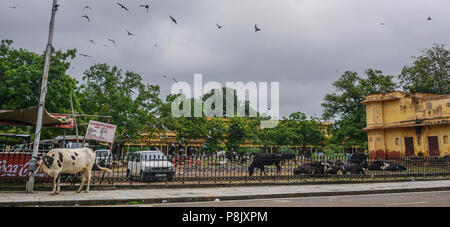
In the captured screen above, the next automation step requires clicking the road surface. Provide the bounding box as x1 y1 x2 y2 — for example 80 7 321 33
125 191 450 207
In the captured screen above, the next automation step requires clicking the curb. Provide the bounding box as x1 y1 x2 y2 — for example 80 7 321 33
2 186 450 207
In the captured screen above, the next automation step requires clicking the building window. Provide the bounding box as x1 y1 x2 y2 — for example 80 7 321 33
395 138 400 146
377 137 382 142
444 135 449 144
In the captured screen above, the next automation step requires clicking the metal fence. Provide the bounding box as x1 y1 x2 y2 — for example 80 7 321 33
1 149 449 186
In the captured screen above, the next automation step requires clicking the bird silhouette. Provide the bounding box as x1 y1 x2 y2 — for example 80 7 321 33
117 2 129 11
79 54 91 58
162 75 167 78
83 6 92 10
380 22 385 26
81 15 90 22
108 39 117 46
254 24 261 32
172 77 178 83
127 31 135 36
9 4 18 9
154 44 158 47
427 16 432 21
170 16 178 24
140 4 150 13
89 40 96 45
216 24 223 29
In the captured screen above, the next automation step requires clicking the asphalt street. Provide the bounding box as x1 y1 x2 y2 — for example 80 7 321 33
133 191 450 207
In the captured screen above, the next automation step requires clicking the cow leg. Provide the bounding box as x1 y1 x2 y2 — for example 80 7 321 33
51 172 59 195
276 163 281 175
56 172 62 194
85 170 92 193
76 171 86 193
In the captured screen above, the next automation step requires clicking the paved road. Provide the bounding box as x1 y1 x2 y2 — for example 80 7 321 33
131 191 450 207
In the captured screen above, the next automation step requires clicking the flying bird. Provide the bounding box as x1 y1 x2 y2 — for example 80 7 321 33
427 16 432 21
172 77 178 83
216 24 223 29
254 24 261 32
9 4 18 9
140 4 150 13
127 31 135 36
89 40 96 45
79 54 91 58
83 6 92 10
81 15 90 22
170 16 178 24
154 44 158 47
162 75 167 78
108 39 117 46
117 2 129 11
380 22 385 26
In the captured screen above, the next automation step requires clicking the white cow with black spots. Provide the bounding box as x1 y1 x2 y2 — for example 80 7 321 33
39 148 112 195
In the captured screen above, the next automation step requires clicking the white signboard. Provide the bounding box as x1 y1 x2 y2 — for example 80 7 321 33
85 121 117 143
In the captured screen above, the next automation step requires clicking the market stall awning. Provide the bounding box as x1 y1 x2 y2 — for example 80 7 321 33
0 106 74 128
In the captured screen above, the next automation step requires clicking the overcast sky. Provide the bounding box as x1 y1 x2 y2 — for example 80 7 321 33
1 0 448 118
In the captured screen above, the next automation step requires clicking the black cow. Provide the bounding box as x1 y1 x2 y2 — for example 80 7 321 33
248 153 282 176
345 161 368 174
326 160 346 175
293 161 331 175
346 153 368 174
369 160 407 171
280 153 297 165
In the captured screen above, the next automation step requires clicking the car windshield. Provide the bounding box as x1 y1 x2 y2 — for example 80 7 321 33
142 153 167 161
96 150 109 156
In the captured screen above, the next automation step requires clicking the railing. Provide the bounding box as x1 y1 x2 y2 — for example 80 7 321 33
1 149 449 186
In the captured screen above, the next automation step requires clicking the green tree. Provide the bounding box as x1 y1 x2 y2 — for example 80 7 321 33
399 44 450 94
322 69 397 148
285 112 324 149
0 39 79 141
77 63 161 143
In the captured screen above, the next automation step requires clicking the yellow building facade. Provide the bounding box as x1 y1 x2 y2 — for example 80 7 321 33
362 91 450 158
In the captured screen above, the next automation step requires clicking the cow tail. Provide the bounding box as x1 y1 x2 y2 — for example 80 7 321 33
95 162 113 173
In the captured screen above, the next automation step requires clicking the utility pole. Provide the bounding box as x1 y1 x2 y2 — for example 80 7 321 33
70 92 80 147
26 0 59 193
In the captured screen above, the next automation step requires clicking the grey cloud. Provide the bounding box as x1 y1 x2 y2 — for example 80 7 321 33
1 0 448 117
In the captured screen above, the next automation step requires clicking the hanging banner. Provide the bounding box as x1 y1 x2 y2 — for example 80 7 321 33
85 120 117 143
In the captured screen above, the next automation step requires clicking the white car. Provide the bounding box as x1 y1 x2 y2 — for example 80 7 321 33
126 150 175 182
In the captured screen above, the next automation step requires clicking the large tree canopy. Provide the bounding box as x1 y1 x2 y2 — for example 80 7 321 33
77 63 161 142
0 39 79 142
399 43 450 94
322 69 397 148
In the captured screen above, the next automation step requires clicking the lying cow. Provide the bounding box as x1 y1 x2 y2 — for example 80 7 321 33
326 160 346 175
369 160 407 172
39 148 112 195
293 161 331 175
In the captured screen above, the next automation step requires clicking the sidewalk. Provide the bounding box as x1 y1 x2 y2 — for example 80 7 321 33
1 180 449 207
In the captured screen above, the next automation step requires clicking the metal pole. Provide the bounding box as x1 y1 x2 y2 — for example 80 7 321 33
70 92 80 147
26 0 59 193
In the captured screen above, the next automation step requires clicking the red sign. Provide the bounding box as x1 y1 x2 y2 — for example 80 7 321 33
0 153 48 179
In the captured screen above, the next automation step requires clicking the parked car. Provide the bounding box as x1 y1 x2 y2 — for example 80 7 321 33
126 150 175 182
95 149 112 169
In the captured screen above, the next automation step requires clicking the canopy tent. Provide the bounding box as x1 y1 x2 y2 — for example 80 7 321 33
0 106 74 128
